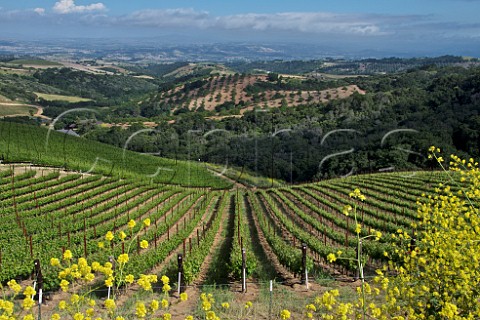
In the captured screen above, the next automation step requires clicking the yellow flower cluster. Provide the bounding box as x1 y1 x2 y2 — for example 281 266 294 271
312 289 355 319
180 292 188 301
63 249 73 261
137 274 157 292
125 274 134 284
327 253 336 263
117 253 129 264
135 302 147 318
349 188 366 201
304 304 316 318
199 293 220 319
201 293 214 311
140 240 149 249
143 218 151 227
7 280 22 294
44 228 171 319
382 150 480 318
161 275 171 293
105 231 114 241
55 257 95 284
318 150 480 319
119 231 127 241
280 309 291 319
104 298 116 312
0 299 15 316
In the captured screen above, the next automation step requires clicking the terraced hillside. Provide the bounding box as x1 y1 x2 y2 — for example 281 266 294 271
139 74 364 115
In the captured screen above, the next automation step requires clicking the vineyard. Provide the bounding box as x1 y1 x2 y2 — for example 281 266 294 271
0 159 454 317
0 122 231 188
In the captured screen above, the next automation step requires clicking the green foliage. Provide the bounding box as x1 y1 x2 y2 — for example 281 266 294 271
227 60 324 75
228 191 257 279
181 193 227 284
0 73 62 101
33 68 158 104
88 65 480 183
0 121 231 188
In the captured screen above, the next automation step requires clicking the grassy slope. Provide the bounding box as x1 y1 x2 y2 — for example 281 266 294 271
9 59 62 66
0 94 12 102
0 105 36 116
34 92 92 103
0 121 231 188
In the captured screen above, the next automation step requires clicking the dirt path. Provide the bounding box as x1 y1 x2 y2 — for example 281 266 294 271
0 102 50 120
167 194 228 319
245 194 295 283
206 167 248 190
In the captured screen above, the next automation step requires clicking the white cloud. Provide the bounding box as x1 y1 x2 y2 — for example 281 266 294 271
117 8 210 28
53 0 106 14
34 8 45 15
113 10 399 36
2 5 479 47
213 12 387 35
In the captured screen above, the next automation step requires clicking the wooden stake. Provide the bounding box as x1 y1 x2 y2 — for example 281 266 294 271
83 233 87 257
29 235 33 258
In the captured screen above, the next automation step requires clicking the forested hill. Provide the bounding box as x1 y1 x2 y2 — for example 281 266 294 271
86 65 480 183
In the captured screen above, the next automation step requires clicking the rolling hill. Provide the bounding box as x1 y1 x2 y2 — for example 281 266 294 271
138 74 362 116
0 121 230 188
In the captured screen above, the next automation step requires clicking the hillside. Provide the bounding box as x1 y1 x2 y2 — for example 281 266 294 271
0 162 451 297
1 60 479 187
0 121 230 188
101 64 480 184
138 74 360 116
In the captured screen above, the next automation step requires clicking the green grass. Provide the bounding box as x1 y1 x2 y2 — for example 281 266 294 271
316 72 369 79
9 59 61 66
34 92 92 103
0 121 232 188
206 163 284 188
0 105 36 116
0 67 32 75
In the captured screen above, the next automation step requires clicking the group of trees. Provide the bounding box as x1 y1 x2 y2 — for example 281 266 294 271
33 68 158 105
83 65 480 183
227 55 479 75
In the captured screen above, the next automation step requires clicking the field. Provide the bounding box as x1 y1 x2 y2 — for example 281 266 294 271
8 59 62 67
0 155 450 317
34 92 93 103
0 104 37 117
0 121 474 319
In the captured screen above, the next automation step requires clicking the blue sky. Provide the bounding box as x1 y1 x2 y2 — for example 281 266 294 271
1 0 480 55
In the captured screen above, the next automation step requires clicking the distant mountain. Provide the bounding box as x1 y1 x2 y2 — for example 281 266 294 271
0 39 361 62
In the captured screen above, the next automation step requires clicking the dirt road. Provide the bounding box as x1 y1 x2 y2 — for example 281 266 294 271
0 102 51 120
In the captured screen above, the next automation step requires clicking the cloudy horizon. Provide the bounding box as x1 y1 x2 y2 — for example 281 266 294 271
1 0 479 56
